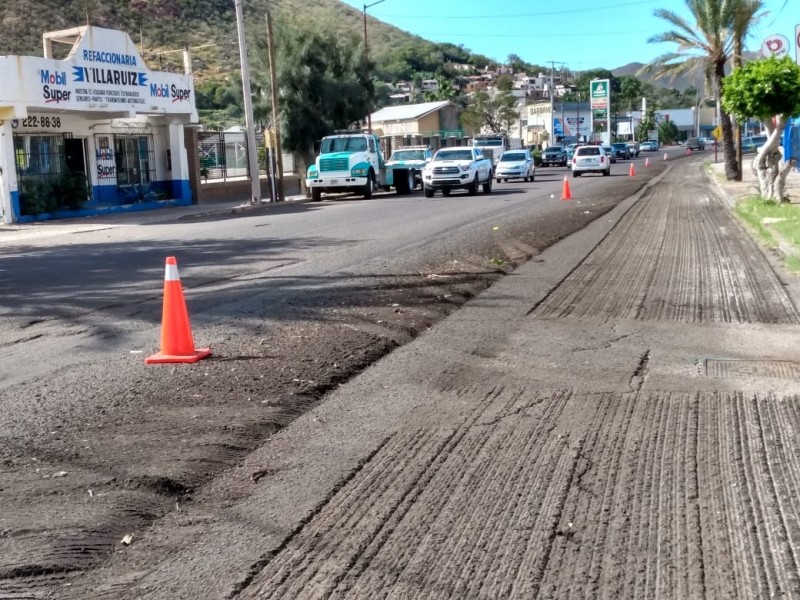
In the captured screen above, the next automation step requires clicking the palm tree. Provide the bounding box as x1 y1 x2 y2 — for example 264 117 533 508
644 0 766 180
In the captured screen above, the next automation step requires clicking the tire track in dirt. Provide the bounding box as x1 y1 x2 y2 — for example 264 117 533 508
237 387 577 599
234 390 800 599
531 168 800 324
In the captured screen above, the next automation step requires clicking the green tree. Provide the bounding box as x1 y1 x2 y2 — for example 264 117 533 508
636 105 658 142
645 0 767 180
252 23 370 190
722 56 800 201
659 119 680 144
461 87 519 135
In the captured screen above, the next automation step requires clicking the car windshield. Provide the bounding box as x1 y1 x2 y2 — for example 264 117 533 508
500 152 527 162
436 150 473 161
546 147 563 152
320 136 368 153
576 147 600 156
612 143 627 149
752 136 767 144
390 150 426 161
474 137 504 146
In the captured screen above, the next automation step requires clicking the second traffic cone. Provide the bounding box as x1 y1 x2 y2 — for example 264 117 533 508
645 157 650 167
146 257 212 364
629 162 636 176
561 175 572 200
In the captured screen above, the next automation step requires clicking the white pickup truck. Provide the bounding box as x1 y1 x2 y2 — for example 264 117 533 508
421 146 494 197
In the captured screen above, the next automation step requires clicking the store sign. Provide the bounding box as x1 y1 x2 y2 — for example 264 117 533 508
761 33 790 58
0 27 196 118
590 79 609 110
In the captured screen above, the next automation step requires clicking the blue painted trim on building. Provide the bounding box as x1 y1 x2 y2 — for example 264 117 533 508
10 190 20 220
170 179 192 202
16 196 193 223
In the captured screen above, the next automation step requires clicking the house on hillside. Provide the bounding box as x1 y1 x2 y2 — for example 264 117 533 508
368 101 466 154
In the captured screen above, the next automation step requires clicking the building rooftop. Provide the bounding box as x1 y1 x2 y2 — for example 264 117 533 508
370 101 451 123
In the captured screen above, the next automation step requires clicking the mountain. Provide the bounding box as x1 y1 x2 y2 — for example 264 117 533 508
0 0 428 78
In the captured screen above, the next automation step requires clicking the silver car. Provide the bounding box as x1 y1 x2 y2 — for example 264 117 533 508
495 149 535 183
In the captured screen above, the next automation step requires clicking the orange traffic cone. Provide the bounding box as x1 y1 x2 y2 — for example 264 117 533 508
629 162 636 176
561 175 572 201
645 157 650 167
685 147 692 155
146 257 212 364
663 152 668 161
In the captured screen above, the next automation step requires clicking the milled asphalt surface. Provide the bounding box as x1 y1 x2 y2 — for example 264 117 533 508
10 157 800 598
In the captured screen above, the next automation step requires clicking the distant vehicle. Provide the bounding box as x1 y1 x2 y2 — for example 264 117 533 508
742 135 768 154
386 146 432 189
571 145 611 177
611 143 631 160
422 146 494 197
472 134 522 166
700 137 717 146
602 145 617 163
640 141 659 152
542 145 567 167
686 137 705 150
495 149 535 183
626 142 640 157
565 143 579 163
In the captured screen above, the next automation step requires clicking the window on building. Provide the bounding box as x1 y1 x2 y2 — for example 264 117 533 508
114 135 155 187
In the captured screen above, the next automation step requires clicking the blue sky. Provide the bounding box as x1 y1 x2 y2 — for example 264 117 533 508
341 0 800 71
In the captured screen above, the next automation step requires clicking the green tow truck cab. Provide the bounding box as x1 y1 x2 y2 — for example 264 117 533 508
305 131 420 201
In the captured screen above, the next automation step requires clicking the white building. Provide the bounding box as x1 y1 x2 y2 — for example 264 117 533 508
0 26 198 224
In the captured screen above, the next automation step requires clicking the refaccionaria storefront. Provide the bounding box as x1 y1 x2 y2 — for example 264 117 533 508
0 26 198 224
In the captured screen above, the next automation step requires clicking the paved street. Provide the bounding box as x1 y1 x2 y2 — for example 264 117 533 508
24 156 794 599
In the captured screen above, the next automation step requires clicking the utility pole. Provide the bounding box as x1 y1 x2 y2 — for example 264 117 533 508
548 61 563 145
363 0 387 132
266 9 285 201
234 0 261 204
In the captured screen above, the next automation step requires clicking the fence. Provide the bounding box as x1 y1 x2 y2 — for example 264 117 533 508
197 130 296 182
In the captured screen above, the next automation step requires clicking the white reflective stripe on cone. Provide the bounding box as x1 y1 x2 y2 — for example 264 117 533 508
165 264 180 281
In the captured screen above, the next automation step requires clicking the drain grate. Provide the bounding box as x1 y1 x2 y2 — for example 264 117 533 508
705 359 800 379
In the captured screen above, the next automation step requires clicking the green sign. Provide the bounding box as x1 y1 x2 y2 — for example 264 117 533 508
590 79 610 109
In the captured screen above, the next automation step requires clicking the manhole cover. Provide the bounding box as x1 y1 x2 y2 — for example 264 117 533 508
705 359 800 379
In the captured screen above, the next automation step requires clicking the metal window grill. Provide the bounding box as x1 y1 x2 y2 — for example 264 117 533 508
112 134 158 202
13 132 77 214
198 131 254 181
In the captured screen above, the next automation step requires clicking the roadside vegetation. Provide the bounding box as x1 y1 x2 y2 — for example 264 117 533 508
735 196 800 272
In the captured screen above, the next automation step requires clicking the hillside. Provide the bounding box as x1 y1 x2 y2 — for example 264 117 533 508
0 0 428 77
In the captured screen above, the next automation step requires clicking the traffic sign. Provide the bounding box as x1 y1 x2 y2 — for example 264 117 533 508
712 126 722 140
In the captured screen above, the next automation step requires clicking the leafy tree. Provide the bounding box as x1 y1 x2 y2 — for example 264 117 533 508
636 105 658 142
645 0 767 180
722 56 800 201
461 87 519 135
251 23 370 190
659 119 680 144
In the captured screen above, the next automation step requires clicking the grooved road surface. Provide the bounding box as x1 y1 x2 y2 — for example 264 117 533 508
13 160 800 599
235 162 800 599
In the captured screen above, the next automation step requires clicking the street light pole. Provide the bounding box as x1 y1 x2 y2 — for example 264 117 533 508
363 0 387 132
234 0 261 204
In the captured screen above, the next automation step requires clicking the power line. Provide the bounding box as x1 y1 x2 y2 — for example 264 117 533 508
376 0 659 19
766 0 790 28
407 30 653 39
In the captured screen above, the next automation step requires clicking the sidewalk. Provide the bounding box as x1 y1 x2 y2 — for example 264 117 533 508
0 194 307 244
64 159 800 599
709 155 800 205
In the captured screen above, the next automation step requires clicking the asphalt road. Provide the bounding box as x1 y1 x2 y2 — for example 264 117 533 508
2 147 732 598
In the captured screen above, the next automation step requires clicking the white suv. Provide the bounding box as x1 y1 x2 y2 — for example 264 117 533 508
571 145 611 177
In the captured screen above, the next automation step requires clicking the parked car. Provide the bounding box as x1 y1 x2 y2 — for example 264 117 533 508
742 135 768 154
603 146 617 163
686 137 705 150
495 149 535 183
386 146 432 189
640 141 659 152
542 145 567 167
611 143 631 160
571 145 611 177
422 146 494 197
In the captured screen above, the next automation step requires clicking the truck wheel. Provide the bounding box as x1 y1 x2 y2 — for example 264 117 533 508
424 187 435 198
482 175 492 194
311 188 322 202
468 174 479 196
362 171 375 199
